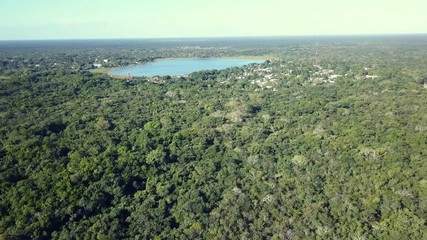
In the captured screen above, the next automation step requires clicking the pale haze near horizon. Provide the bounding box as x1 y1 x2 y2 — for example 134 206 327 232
0 0 426 40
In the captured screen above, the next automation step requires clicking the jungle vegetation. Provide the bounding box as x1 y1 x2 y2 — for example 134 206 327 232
0 36 426 239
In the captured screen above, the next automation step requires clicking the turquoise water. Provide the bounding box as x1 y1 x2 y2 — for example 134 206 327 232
109 58 265 77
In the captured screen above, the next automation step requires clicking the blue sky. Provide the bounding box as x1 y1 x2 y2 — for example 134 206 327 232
0 0 426 40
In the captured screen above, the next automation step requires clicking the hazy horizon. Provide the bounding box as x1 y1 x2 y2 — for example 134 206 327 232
1 0 426 41
2 33 427 43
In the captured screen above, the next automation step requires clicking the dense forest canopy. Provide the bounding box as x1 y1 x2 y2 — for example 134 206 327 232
0 36 426 239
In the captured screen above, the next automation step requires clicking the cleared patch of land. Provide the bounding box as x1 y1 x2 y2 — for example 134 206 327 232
90 67 131 79
89 68 116 74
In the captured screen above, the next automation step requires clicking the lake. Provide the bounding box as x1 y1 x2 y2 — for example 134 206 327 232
108 58 265 77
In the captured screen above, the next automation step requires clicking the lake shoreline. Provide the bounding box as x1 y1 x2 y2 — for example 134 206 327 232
106 55 275 78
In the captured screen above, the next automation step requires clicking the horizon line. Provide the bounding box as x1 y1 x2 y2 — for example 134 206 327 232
1 33 427 42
